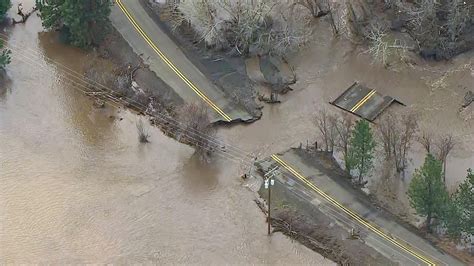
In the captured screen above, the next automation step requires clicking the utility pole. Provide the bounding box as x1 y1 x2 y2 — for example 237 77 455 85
264 166 278 236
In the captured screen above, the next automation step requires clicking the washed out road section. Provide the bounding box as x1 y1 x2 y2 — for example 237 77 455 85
0 1 332 263
110 0 253 123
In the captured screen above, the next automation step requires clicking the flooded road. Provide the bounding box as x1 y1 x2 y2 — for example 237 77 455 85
225 21 474 191
0 1 331 264
1 0 472 263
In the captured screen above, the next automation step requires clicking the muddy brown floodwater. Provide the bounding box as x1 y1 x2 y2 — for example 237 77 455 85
0 0 332 264
224 20 473 225
227 21 474 190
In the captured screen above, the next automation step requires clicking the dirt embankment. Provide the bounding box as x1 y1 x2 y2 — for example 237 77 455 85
83 26 195 141
262 148 472 264
95 26 183 109
254 162 394 265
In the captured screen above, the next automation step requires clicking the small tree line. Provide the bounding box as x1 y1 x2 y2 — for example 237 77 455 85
314 108 457 184
377 0 474 60
314 108 375 184
315 108 471 246
174 0 315 57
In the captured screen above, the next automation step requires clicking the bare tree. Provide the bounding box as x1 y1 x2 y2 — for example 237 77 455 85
365 23 412 67
397 0 474 59
417 131 456 183
446 0 470 37
377 111 418 173
178 102 217 157
393 112 418 172
335 112 354 171
436 134 455 183
377 112 396 159
418 131 434 153
177 0 312 56
136 119 150 143
314 108 337 153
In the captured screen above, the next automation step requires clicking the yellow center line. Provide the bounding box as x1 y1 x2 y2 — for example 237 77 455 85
350 89 376 112
270 154 437 266
115 0 232 122
114 2 436 263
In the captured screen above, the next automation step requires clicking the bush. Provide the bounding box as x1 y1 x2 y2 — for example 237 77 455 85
177 102 217 156
136 119 150 143
0 40 11 70
36 0 112 48
389 0 474 59
177 0 312 56
0 0 11 21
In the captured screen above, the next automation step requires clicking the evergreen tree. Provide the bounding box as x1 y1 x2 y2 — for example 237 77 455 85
442 169 473 238
347 119 375 183
0 1 12 70
408 154 448 231
36 0 112 48
456 169 474 236
0 0 11 21
0 40 11 70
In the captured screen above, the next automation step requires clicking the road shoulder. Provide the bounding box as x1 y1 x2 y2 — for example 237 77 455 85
253 148 465 265
110 0 259 123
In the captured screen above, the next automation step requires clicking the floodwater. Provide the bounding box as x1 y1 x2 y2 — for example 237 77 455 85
0 1 332 264
227 21 473 191
1 0 472 263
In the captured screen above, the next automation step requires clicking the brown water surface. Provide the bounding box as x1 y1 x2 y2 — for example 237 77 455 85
230 21 473 192
0 1 331 264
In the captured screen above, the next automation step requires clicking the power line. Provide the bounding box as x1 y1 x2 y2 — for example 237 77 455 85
1 40 255 167
0 38 255 167
0 33 253 159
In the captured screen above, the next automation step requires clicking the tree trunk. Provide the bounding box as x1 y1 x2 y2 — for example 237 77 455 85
344 146 350 173
443 159 447 185
359 157 364 184
426 212 432 232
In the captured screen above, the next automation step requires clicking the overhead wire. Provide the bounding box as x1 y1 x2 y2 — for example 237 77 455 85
1 39 254 167
2 33 441 265
0 37 255 167
0 33 253 161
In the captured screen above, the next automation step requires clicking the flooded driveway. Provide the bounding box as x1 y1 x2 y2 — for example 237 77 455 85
0 1 331 264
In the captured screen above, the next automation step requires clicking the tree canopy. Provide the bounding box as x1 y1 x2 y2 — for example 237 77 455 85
0 0 11 21
408 154 448 231
442 169 474 238
0 40 11 70
36 0 112 48
347 119 375 183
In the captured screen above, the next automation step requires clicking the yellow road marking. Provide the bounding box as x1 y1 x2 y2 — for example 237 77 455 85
115 0 232 122
270 154 437 266
350 89 376 112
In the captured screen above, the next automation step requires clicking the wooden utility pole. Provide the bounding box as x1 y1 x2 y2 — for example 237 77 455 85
264 166 278 236
267 179 272 235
